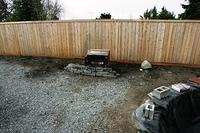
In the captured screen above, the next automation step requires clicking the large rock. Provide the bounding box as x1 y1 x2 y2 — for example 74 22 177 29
141 60 152 69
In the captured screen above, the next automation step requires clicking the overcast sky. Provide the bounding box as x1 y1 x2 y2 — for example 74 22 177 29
57 0 187 19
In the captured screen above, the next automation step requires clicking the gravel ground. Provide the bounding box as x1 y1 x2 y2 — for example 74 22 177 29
0 57 130 133
0 56 199 133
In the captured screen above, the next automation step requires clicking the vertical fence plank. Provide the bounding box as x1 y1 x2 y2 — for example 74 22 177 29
0 20 199 66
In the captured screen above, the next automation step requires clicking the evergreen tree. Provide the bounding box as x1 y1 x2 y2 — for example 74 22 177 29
140 6 158 19
0 0 9 21
158 7 176 19
141 9 151 19
179 0 200 19
97 13 112 19
151 6 158 19
140 6 176 19
10 0 46 21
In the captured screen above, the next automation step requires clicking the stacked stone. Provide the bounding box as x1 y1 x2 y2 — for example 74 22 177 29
65 63 119 78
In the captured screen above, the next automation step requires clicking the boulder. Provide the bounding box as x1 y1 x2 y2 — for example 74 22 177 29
141 60 152 70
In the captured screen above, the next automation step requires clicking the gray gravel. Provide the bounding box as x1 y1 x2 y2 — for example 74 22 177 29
1 57 199 133
0 57 130 133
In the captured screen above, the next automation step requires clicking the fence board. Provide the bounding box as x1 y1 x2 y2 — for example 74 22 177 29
0 20 200 66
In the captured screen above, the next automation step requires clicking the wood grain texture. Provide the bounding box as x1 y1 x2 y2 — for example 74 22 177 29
0 20 200 66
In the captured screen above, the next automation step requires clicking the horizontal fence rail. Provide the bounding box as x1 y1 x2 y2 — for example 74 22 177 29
0 19 200 66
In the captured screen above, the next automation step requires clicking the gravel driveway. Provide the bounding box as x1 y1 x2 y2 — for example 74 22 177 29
0 56 199 133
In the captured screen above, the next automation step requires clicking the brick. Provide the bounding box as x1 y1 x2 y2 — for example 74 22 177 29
152 86 170 99
144 103 155 120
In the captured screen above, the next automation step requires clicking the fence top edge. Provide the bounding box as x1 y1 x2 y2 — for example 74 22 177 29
1 19 200 25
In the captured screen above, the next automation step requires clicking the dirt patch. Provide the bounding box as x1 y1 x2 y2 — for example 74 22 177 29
100 66 200 133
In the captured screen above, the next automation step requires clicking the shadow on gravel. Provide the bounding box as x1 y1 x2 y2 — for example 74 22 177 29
0 56 68 78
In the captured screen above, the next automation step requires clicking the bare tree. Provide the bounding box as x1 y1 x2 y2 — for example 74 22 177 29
43 0 62 20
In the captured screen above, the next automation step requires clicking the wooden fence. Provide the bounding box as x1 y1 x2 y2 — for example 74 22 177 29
0 20 200 66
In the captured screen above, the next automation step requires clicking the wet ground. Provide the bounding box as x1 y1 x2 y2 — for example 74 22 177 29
0 56 199 133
